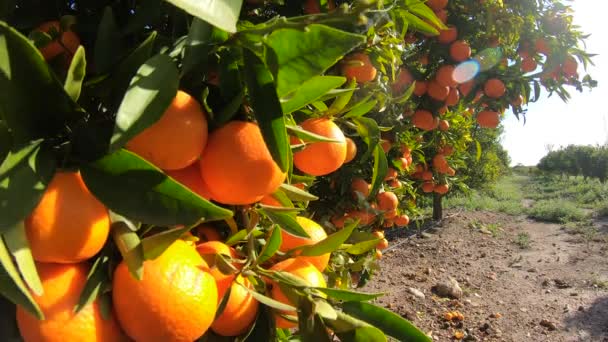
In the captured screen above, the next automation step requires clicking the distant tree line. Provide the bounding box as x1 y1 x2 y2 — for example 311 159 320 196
538 145 608 182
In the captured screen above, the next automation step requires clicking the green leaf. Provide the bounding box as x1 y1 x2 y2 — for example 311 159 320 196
407 2 447 30
80 149 233 226
111 221 144 280
475 140 482 161
325 311 386 342
342 100 378 118
64 46 86 102
0 22 80 143
0 140 56 232
279 183 318 202
264 24 366 97
241 305 276 342
287 125 341 144
0 236 43 319
300 220 356 257
401 11 439 36
314 299 338 320
94 7 123 74
141 226 192 260
341 301 431 342
281 76 346 114
110 54 179 151
345 238 381 255
225 228 250 246
181 18 213 76
164 0 243 33
243 48 290 172
2 222 42 296
298 299 332 342
240 283 296 311
327 78 357 115
259 209 309 239
75 252 110 313
257 226 282 264
353 117 381 162
369 144 388 198
213 90 244 126
0 121 10 162
312 288 383 302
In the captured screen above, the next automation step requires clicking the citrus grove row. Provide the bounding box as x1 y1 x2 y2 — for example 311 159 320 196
0 0 596 341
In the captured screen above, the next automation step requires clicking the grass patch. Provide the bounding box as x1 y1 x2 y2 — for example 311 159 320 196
514 232 531 249
527 200 588 223
445 175 526 216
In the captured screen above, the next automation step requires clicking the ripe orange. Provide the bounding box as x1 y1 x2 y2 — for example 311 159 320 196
438 26 457 44
414 80 428 96
113 240 218 342
459 80 474 96
441 145 455 156
211 275 258 336
446 167 456 176
392 68 414 94
127 91 208 170
562 55 578 77
344 137 357 163
16 263 126 342
292 118 347 176
269 258 327 329
477 110 500 128
342 210 376 226
433 154 448 170
427 80 450 101
412 110 436 131
200 121 286 205
279 216 330 272
166 164 213 200
376 238 389 250
380 139 392 153
260 194 283 207
421 171 434 181
194 224 222 242
351 178 370 198
419 54 430 65
372 230 385 239
436 65 457 88
450 40 471 62
383 219 394 228
341 53 377 83
435 9 448 23
446 88 460 106
388 179 403 189
427 0 448 11
434 183 449 194
377 191 398 212
34 21 80 63
534 38 551 55
384 167 398 180
395 157 409 170
483 78 506 98
303 0 321 13
438 120 450 131
196 241 239 274
25 172 109 264
422 182 435 193
511 95 524 107
521 57 537 73
394 214 410 226
375 250 383 259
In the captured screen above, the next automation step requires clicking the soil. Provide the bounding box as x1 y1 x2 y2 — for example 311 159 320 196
365 210 608 342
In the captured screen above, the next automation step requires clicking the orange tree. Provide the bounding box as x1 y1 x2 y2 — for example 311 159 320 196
0 0 596 341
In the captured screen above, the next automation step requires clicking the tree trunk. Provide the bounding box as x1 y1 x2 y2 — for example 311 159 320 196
432 193 443 221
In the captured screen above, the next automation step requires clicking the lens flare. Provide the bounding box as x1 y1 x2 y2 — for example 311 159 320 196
453 61 479 83
452 47 503 84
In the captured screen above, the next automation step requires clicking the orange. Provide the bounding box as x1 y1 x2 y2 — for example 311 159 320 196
392 68 414 94
211 275 259 336
34 21 80 63
344 137 357 163
196 241 239 275
441 145 454 156
279 216 330 272
435 9 448 23
394 214 410 226
434 183 449 194
419 54 430 65
341 53 377 83
260 194 283 207
446 87 460 106
433 154 448 170
395 157 409 170
388 179 402 189
450 40 471 62
166 164 213 199
269 258 327 329
422 171 434 181
112 240 218 342
380 139 392 153
351 178 370 198
373 230 385 239
16 263 126 342
438 120 450 131
200 121 286 204
384 167 398 180
25 172 109 264
483 78 506 98
412 110 435 131
534 38 551 55
427 0 448 11
446 167 456 176
341 210 376 227
422 182 435 193
511 95 524 107
562 55 578 77
376 238 389 250
521 57 537 73
377 191 398 212
375 250 383 259
436 65 457 88
477 110 500 128
427 80 450 101
194 224 223 242
292 118 347 176
414 80 428 96
438 26 457 44
383 219 394 228
126 90 208 170
459 80 474 96
303 0 321 13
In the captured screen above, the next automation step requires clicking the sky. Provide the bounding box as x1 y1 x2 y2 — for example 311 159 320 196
500 1 607 166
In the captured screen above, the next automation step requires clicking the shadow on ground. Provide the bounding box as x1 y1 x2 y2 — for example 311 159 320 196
564 296 608 341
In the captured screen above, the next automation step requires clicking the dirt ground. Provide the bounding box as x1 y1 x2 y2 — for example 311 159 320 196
365 210 608 342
